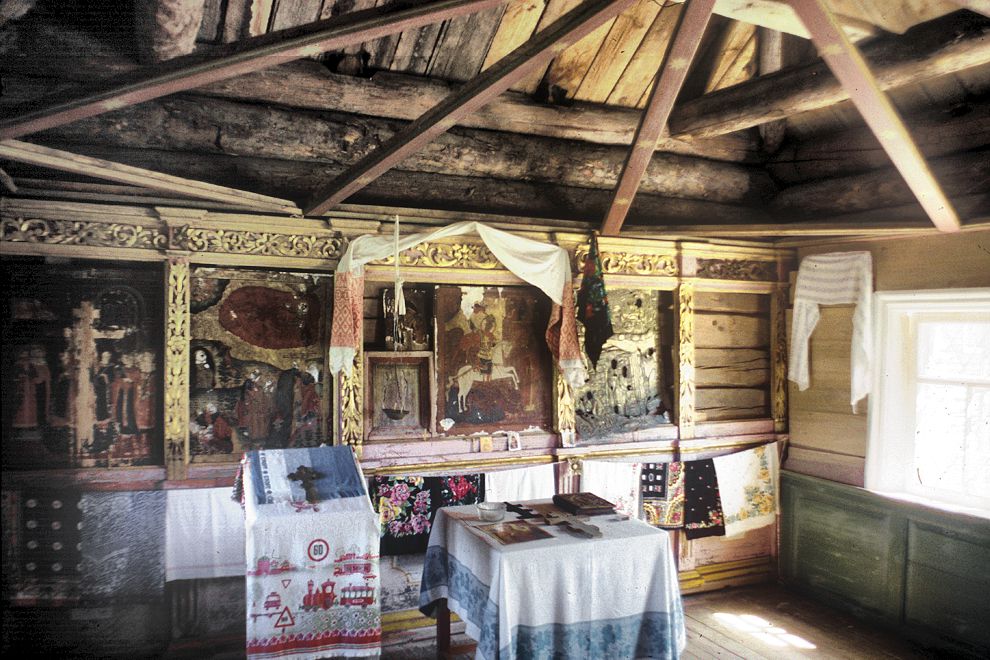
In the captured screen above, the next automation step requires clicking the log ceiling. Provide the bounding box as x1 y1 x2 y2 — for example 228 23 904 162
0 0 988 240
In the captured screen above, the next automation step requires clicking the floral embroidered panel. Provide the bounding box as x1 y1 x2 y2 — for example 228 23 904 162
369 475 485 555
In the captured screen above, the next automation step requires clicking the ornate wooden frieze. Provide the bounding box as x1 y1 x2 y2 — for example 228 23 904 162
574 244 678 277
770 287 788 433
677 282 696 439
1 217 169 250
0 214 345 262
374 241 504 271
165 258 191 480
696 258 776 281
337 350 364 456
170 226 345 260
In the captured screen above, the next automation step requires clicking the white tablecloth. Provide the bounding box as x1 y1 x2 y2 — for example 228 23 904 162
166 487 245 581
419 502 686 659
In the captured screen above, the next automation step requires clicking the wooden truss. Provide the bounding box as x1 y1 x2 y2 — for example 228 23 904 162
0 0 975 234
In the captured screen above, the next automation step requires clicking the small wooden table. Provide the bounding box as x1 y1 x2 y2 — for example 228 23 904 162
419 502 686 659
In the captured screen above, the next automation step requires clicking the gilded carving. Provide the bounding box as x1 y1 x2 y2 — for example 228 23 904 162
172 226 344 259
376 242 503 270
677 282 695 438
338 350 364 453
555 369 577 436
770 288 788 433
574 245 678 277
1 217 168 249
573 289 669 438
696 258 776 281
165 258 191 480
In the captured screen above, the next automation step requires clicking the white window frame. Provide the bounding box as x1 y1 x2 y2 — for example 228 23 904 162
865 288 990 515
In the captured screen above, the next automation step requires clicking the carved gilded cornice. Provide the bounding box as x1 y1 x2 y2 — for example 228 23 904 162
1 201 346 265
172 226 344 260
574 243 679 277
373 240 504 271
696 258 777 281
1 216 169 249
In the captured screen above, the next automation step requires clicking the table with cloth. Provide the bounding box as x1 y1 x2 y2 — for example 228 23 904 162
419 501 686 659
242 446 381 659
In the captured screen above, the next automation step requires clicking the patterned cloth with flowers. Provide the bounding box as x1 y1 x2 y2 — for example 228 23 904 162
712 442 779 537
641 462 685 529
370 475 484 555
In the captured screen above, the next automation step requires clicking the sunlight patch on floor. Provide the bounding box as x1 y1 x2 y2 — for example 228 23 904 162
713 612 818 650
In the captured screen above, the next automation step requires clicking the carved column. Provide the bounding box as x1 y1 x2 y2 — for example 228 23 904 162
554 369 577 446
164 257 191 480
676 281 696 439
771 285 789 433
336 349 364 457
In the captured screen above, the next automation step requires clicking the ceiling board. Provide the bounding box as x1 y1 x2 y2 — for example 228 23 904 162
512 0 583 93
606 2 682 106
704 20 756 92
427 5 506 80
574 0 662 103
481 0 546 71
542 9 617 98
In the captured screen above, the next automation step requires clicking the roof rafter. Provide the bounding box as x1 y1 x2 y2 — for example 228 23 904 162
601 0 716 236
0 140 300 214
0 0 504 140
303 0 639 217
789 0 961 233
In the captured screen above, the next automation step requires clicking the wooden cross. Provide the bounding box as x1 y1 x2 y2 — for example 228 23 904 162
542 511 603 538
288 465 324 504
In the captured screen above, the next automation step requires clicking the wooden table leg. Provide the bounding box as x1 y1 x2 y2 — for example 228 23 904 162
436 598 451 659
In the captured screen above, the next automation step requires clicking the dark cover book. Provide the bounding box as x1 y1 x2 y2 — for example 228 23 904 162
552 492 615 516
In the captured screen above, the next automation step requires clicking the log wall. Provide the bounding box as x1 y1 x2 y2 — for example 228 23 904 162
784 229 990 486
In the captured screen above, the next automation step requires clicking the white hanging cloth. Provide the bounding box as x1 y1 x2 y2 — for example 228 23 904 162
329 221 586 388
788 251 874 408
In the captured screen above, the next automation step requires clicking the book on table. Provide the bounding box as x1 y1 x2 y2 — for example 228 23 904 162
551 492 615 516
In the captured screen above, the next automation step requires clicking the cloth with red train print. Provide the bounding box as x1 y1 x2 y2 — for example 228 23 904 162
369 474 485 555
243 447 380 659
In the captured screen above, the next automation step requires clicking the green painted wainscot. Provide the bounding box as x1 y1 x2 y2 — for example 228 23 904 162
780 470 990 658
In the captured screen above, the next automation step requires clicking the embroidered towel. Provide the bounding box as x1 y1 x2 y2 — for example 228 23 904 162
484 463 557 503
789 251 874 407
243 447 381 659
581 459 642 517
166 487 245 581
641 462 685 529
712 443 779 538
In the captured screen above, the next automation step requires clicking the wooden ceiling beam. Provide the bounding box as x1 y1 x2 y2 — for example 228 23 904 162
303 0 639 216
601 0 715 236
789 0 960 233
0 140 300 213
0 0 504 140
670 11 990 140
669 0 876 40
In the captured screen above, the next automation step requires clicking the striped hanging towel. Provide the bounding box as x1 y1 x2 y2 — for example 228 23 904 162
788 251 874 407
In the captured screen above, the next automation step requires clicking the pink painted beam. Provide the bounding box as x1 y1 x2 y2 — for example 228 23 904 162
600 0 716 236
303 0 639 216
789 0 961 232
0 0 504 141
